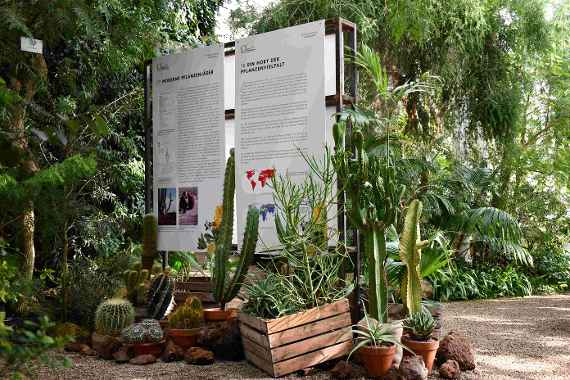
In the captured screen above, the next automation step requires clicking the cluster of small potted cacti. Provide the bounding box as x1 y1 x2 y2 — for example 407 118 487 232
121 318 165 356
166 296 204 348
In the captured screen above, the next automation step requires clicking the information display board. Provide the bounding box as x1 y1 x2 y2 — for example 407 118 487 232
235 21 327 251
152 45 225 251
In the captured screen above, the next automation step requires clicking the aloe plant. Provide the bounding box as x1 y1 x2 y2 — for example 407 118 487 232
399 199 429 315
212 149 260 309
333 125 401 323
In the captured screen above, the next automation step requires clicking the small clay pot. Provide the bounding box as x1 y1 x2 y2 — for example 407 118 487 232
401 336 439 374
131 340 165 357
203 307 238 322
357 344 396 377
167 328 201 349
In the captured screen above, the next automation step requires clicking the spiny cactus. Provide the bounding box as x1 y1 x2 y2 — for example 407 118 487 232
124 266 150 306
332 123 402 323
95 298 135 336
142 214 158 271
399 199 429 316
168 296 203 329
121 319 163 344
147 273 173 320
212 149 260 309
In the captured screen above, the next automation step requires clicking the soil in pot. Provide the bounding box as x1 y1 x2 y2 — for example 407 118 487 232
357 344 396 378
203 307 238 322
167 328 201 349
131 340 165 357
402 336 439 374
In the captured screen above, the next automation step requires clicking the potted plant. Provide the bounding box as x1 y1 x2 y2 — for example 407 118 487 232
402 310 439 374
350 313 408 378
121 319 165 356
239 151 353 377
166 296 204 349
206 149 260 321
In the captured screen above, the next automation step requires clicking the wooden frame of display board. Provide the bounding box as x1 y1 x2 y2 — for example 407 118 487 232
144 18 362 318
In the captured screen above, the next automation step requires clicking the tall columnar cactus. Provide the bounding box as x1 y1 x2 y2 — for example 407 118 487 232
95 298 135 336
332 122 402 323
147 273 173 320
142 214 158 271
124 265 150 306
213 149 260 309
168 296 204 329
399 199 429 315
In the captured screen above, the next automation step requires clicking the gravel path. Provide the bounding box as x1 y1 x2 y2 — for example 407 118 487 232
38 294 570 379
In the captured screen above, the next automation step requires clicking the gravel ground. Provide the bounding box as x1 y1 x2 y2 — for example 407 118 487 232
38 294 570 379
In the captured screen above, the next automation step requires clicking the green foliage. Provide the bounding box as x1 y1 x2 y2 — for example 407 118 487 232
142 214 158 271
403 310 436 341
0 313 71 379
66 254 130 329
212 149 260 308
146 273 174 320
121 319 163 344
168 296 203 329
94 298 135 336
430 265 533 301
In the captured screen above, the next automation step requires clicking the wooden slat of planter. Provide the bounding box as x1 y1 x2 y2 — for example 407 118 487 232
268 312 351 348
266 299 350 334
244 346 275 377
272 328 352 362
239 310 269 333
239 323 270 348
273 340 352 378
242 336 273 362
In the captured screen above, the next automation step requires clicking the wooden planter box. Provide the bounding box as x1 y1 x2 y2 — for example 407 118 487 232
239 299 352 377
174 277 215 306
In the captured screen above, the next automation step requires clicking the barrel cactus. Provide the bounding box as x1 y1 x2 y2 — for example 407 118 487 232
142 214 158 271
168 296 203 329
212 149 260 309
95 298 135 336
147 273 173 320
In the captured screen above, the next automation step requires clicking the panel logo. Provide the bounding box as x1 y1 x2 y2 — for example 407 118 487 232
239 42 256 54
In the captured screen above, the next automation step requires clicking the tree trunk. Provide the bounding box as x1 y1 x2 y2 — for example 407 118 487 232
21 202 36 281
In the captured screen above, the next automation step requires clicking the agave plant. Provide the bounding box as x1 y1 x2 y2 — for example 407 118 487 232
403 310 436 341
349 311 408 358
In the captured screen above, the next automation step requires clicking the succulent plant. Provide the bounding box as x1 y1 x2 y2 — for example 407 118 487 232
121 319 163 344
168 296 204 329
142 214 158 271
212 149 260 309
94 298 135 336
403 310 436 341
147 273 173 320
124 265 150 306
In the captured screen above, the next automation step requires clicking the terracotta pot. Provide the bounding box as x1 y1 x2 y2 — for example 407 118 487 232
131 340 165 357
401 336 439 374
167 328 201 349
203 307 238 321
159 319 169 330
357 344 396 378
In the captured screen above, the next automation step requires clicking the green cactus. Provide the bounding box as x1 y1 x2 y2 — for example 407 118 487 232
168 296 204 329
332 123 402 323
124 267 150 306
142 214 158 271
399 199 429 316
147 273 173 320
212 149 260 309
121 319 163 344
95 298 135 336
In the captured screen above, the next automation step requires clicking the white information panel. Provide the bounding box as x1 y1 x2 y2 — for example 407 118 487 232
235 21 327 251
152 45 225 251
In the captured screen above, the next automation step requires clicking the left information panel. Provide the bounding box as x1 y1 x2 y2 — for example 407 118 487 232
152 45 225 251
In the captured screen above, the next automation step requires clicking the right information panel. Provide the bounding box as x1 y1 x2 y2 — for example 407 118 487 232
235 21 327 251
